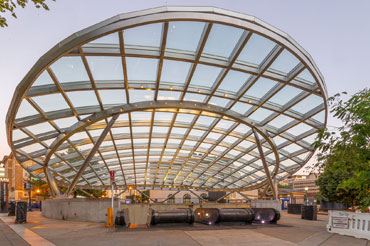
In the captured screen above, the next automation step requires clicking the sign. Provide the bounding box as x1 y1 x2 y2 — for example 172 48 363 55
109 171 115 185
332 217 349 229
0 177 9 182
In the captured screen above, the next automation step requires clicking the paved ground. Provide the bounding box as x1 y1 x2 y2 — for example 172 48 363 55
0 211 369 246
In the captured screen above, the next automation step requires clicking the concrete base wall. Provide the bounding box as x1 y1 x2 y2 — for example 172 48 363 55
251 199 280 211
42 198 119 223
42 198 252 224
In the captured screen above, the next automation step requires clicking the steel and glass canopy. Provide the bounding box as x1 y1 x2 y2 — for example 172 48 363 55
6 6 327 196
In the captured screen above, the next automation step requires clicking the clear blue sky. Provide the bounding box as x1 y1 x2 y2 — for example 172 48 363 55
0 0 369 168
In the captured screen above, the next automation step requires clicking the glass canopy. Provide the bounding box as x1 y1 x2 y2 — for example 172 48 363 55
7 7 327 194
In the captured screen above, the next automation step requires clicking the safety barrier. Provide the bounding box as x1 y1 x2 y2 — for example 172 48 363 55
327 210 370 240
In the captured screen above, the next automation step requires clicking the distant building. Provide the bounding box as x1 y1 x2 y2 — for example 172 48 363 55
1 154 27 201
282 172 320 200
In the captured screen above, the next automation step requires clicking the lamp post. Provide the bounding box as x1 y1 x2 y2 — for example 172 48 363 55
304 187 308 205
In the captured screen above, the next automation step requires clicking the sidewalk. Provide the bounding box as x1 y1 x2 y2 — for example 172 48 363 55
0 218 29 246
0 211 369 246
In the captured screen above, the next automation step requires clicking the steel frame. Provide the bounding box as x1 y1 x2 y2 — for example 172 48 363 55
6 7 328 197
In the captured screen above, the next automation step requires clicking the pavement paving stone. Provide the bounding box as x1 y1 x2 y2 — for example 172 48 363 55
1 211 370 246
0 218 29 246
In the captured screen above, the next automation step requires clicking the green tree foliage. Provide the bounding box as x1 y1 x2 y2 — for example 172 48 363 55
73 189 106 199
315 88 370 211
0 0 54 27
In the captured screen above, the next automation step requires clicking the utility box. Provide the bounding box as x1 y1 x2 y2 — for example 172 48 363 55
301 205 317 220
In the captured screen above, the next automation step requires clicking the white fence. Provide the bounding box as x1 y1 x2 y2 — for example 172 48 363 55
327 210 370 240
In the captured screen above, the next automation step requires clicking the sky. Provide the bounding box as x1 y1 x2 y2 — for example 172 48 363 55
0 0 369 172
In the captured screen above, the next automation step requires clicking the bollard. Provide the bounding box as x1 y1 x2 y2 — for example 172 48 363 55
105 207 114 227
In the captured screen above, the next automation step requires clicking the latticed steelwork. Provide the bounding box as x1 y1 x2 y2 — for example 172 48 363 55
6 7 327 196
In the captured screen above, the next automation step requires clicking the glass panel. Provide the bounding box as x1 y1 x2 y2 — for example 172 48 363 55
286 123 312 136
269 49 300 74
53 117 78 129
51 57 89 83
190 64 222 87
244 77 277 99
154 112 174 122
131 112 151 121
124 23 162 48
282 143 301 154
311 111 325 123
32 70 54 86
296 69 316 84
215 119 234 131
208 97 231 107
290 94 323 114
223 136 238 145
233 124 250 135
248 108 273 122
237 33 276 65
129 89 154 103
86 56 123 81
268 115 295 129
153 127 169 135
66 91 99 108
196 116 215 128
16 100 39 118
272 136 287 146
126 58 158 81
12 129 29 141
183 93 206 102
171 127 187 135
175 114 195 124
89 32 119 44
99 90 126 105
161 60 191 84
203 24 243 58
302 133 318 145
18 143 45 153
26 122 55 135
157 91 181 100
231 102 252 115
268 85 301 106
218 70 250 93
32 93 70 112
166 21 205 52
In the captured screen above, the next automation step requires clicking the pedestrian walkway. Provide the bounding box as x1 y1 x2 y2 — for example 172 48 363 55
0 211 369 246
0 214 54 246
0 218 29 246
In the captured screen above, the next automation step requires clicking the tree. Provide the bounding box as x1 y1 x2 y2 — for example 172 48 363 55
314 88 370 211
0 0 54 27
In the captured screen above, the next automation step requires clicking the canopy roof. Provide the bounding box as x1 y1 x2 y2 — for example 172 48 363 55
7 6 327 193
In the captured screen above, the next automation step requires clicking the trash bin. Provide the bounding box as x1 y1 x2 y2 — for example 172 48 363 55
15 201 27 223
8 201 15 216
301 205 317 220
115 210 126 227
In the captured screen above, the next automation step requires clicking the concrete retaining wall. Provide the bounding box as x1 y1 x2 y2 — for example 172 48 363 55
42 198 119 223
251 199 280 211
42 199 255 224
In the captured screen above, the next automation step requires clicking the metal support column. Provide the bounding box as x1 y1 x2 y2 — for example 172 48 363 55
66 114 119 196
252 128 277 199
44 167 61 197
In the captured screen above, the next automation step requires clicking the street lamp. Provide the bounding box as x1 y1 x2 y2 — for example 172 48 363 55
304 187 308 205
